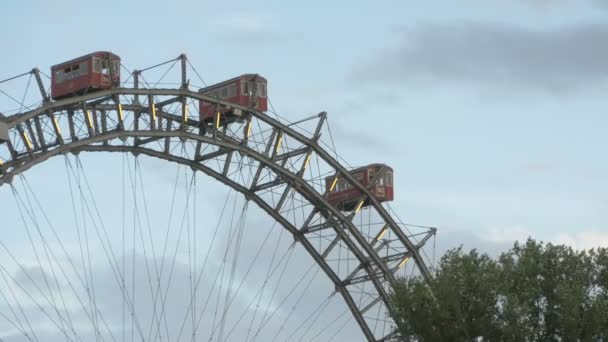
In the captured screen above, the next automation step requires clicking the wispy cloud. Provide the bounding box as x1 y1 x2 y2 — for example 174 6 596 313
212 13 282 44
353 22 608 92
478 226 608 251
483 225 533 244
553 230 608 250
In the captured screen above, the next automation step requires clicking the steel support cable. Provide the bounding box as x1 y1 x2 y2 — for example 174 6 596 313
387 204 436 270
308 308 350 342
242 224 286 342
0 71 33 84
72 152 100 338
9 183 85 341
185 58 207 87
68 157 119 341
270 266 322 342
221 235 293 342
328 314 354 342
246 244 299 342
134 56 181 75
66 156 120 341
178 159 195 342
205 219 278 334
188 193 241 340
0 205 40 342
18 73 32 113
183 159 195 342
216 201 250 341
57 163 124 342
0 88 35 112
119 64 134 87
216 156 254 341
290 293 336 342
19 173 87 321
124 156 167 342
0 241 75 342
0 284 34 342
9 183 68 334
150 60 178 91
130 151 137 342
0 308 35 342
64 156 117 342
0 266 40 342
191 170 198 342
15 176 90 342
145 156 184 341
68 157 147 341
250 241 299 340
173 188 235 342
152 171 197 342
121 144 126 342
208 190 243 341
183 153 194 342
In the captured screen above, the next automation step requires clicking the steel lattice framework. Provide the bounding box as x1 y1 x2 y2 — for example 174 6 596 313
0 56 436 342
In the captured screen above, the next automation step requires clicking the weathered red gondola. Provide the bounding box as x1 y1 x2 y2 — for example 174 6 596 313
325 164 394 211
198 74 268 125
51 51 121 100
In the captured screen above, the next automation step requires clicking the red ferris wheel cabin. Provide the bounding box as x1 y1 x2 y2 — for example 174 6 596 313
198 74 268 124
51 51 121 100
325 164 394 211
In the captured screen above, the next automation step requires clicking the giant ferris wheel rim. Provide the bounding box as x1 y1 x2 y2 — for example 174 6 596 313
0 71 435 342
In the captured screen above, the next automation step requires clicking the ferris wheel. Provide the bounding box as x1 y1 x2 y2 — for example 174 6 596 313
0 53 436 342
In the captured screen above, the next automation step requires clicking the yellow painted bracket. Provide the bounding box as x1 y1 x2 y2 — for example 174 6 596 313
117 103 124 122
85 110 94 130
215 112 221 129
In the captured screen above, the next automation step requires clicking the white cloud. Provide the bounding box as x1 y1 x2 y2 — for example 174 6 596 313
552 230 608 250
476 225 608 251
483 225 532 244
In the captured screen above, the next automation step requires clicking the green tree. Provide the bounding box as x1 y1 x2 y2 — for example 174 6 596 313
392 239 608 341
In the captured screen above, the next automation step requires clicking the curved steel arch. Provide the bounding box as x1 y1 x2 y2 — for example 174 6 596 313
0 85 435 341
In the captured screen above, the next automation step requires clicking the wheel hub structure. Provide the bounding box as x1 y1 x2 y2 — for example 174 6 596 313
0 56 436 342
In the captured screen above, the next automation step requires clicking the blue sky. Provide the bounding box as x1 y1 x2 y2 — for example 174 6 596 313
1 1 608 340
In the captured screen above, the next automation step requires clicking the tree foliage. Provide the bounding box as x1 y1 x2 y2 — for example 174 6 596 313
392 239 608 341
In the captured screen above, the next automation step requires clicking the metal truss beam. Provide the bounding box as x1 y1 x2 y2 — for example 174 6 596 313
0 88 436 341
